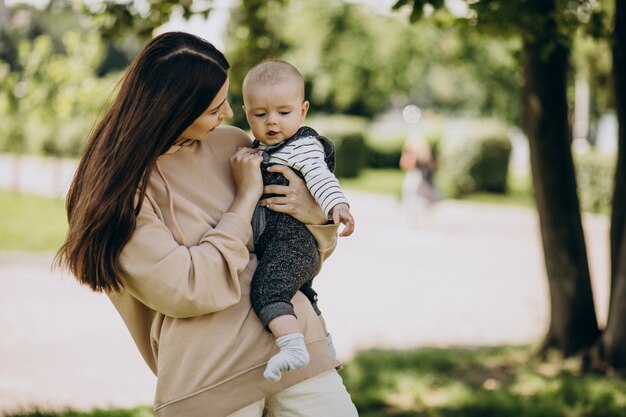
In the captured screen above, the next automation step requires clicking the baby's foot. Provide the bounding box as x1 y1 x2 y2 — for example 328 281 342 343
263 333 310 382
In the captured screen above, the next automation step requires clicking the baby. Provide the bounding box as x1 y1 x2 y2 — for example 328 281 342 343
242 60 355 381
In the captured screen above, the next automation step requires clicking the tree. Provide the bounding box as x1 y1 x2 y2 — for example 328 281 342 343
0 0 9 29
81 0 522 125
520 1 600 355
394 0 602 359
599 0 626 370
85 0 212 41
225 0 289 128
0 3 119 158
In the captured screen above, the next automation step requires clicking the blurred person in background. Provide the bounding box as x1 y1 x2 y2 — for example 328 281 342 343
400 133 441 225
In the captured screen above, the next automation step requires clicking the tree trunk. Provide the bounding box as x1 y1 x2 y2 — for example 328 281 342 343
521 4 600 356
0 0 9 30
601 0 626 370
602 230 626 369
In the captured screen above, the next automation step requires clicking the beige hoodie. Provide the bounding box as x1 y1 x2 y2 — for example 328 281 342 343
109 126 340 417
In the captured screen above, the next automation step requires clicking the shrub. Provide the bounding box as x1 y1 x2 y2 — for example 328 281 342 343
443 134 512 197
308 115 369 177
334 132 368 178
575 151 615 215
365 146 402 169
364 135 404 169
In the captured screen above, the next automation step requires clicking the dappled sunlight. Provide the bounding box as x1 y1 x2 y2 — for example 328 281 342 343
343 346 626 416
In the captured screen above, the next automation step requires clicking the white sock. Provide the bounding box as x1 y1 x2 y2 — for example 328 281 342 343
263 333 310 382
326 333 337 359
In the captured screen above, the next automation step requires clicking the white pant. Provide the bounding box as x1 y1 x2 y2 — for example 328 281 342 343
227 370 359 417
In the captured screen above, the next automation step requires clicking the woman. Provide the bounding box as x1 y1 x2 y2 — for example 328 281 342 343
56 31 358 417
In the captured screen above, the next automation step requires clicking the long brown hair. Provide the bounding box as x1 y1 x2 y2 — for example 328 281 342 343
55 32 230 292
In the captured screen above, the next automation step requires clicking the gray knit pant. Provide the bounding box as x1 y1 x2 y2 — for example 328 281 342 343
251 165 321 329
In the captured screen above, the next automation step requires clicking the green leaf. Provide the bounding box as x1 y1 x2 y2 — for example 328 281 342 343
392 0 410 11
430 0 445 9
410 0 424 22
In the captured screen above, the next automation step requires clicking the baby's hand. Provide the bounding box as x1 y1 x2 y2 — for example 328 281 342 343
330 203 355 237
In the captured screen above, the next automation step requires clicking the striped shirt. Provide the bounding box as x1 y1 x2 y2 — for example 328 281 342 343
259 136 349 216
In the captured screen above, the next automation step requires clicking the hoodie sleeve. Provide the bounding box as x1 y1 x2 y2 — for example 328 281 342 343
118 195 252 319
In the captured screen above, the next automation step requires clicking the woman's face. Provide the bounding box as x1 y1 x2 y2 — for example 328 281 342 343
181 78 233 140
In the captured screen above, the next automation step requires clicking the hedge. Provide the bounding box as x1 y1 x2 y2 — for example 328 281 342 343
333 133 368 178
575 151 615 215
441 134 512 197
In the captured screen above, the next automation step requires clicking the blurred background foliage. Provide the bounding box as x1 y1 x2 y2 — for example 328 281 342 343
0 0 617 211
0 0 618 260
1 1 524 143
225 0 523 127
0 2 128 157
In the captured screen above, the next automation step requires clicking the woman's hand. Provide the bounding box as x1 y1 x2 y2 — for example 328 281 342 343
259 165 328 225
228 147 263 219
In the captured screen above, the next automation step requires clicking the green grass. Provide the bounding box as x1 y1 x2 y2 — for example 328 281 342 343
453 173 535 208
340 168 535 208
340 168 405 199
0 190 67 252
6 407 154 417
9 346 626 417
343 345 626 417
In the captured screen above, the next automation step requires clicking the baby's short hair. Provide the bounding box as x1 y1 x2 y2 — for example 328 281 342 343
243 60 305 98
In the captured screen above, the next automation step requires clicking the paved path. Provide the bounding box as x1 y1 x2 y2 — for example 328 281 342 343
0 191 610 415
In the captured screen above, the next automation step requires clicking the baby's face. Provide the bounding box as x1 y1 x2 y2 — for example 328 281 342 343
243 80 309 146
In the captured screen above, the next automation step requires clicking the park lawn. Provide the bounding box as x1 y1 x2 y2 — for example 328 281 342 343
0 190 68 252
340 168 536 208
453 173 535 208
339 168 405 199
6 408 154 417
344 345 626 417
8 345 626 417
